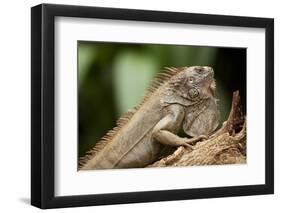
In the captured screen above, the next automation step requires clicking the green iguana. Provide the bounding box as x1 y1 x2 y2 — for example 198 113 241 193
79 66 220 170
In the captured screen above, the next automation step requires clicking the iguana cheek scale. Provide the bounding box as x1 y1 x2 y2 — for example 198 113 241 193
79 66 220 170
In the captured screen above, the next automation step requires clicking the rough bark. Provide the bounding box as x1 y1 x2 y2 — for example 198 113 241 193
148 91 246 167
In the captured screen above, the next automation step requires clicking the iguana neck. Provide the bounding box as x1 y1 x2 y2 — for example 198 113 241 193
183 97 217 137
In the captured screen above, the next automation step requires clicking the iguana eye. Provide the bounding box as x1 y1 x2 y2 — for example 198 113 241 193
188 77 194 83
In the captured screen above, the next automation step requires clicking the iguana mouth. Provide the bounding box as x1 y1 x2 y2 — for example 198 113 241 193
209 79 216 96
204 70 216 96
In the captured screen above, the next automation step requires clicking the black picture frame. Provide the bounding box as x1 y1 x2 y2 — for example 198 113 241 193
31 3 274 209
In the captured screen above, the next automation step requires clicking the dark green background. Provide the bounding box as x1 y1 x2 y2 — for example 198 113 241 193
78 41 246 158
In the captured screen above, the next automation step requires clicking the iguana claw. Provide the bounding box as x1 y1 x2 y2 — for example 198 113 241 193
198 135 209 140
183 143 194 150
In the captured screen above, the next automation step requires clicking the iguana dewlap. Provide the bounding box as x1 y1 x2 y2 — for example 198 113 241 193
79 66 220 170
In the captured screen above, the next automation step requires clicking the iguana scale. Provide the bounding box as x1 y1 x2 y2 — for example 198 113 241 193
79 66 220 170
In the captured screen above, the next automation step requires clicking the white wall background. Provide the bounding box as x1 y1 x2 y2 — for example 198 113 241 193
0 0 279 212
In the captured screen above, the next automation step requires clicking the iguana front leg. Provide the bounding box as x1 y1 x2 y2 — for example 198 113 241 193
152 104 207 149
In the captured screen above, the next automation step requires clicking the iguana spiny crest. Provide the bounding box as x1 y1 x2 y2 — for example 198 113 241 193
79 66 220 170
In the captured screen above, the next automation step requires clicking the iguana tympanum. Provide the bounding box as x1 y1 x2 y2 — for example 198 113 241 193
79 66 220 170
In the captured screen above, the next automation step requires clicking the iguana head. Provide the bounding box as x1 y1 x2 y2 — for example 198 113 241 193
163 66 216 103
162 66 220 137
184 66 216 99
177 66 215 99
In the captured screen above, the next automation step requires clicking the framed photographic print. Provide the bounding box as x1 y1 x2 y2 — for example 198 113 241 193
31 3 274 209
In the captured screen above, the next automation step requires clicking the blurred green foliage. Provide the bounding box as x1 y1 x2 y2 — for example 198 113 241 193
78 41 246 158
